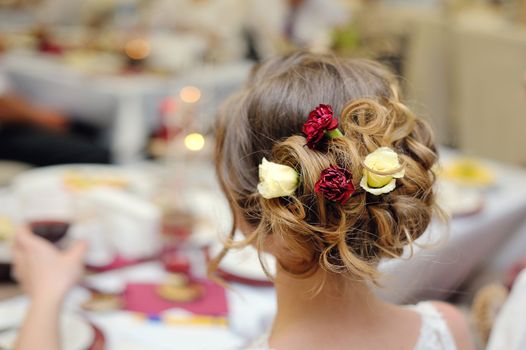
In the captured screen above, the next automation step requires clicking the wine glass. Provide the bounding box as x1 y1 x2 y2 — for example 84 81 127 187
18 185 74 244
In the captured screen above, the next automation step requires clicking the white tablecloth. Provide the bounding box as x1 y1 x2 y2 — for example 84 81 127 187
1 152 526 348
64 152 526 349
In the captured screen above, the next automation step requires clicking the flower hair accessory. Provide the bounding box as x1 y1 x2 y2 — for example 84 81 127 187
360 147 405 195
302 104 343 149
257 158 299 199
315 165 355 204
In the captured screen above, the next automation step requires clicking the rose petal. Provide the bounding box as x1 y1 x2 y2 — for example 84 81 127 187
257 158 299 199
393 168 405 179
315 165 355 204
303 104 339 149
360 175 397 195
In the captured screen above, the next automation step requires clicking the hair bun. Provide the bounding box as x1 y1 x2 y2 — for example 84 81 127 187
212 52 439 285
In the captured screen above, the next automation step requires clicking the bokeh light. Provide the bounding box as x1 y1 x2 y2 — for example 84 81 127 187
124 38 150 60
179 86 201 103
184 133 205 151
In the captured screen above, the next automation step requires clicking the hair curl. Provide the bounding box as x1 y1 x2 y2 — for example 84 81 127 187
210 51 438 285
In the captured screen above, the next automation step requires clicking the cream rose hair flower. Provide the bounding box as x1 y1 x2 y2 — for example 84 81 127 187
257 158 299 199
360 147 405 195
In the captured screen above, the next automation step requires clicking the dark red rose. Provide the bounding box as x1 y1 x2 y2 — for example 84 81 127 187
314 165 355 204
302 104 339 149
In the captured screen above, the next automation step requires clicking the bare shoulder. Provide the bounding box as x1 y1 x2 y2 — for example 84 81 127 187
430 301 475 350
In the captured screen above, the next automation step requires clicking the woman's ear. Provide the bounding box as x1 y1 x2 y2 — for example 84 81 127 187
236 214 277 255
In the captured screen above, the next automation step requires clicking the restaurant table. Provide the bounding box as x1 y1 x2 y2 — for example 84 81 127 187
0 262 275 350
1 53 252 163
0 150 526 348
81 262 276 350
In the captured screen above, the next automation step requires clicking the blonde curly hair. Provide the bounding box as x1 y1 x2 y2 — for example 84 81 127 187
210 51 438 285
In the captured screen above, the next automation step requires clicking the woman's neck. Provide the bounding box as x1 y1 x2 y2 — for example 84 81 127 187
271 266 394 342
269 267 423 349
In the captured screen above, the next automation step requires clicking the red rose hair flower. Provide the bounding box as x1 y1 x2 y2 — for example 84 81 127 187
314 165 355 204
302 104 341 149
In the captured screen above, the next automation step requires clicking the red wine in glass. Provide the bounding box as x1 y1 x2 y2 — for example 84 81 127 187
161 248 192 275
29 220 70 243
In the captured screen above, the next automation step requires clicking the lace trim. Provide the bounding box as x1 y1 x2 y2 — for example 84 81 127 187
410 302 457 350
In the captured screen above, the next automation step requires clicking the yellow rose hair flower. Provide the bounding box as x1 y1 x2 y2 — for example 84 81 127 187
360 147 405 195
257 158 299 199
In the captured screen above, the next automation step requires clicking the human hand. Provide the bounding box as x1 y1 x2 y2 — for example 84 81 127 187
29 110 69 132
0 95 68 131
12 227 87 302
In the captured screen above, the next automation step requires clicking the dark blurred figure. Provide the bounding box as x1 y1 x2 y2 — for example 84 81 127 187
0 94 110 166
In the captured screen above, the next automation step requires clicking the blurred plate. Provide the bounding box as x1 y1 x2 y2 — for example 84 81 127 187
0 308 95 350
89 324 106 350
11 164 155 196
0 192 17 273
437 181 485 217
440 158 495 188
212 242 276 286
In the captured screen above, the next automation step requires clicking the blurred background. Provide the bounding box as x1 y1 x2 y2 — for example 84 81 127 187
0 0 526 349
0 0 525 166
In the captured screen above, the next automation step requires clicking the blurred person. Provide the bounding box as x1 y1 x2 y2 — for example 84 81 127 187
0 94 111 166
0 64 110 166
12 52 474 349
245 0 351 59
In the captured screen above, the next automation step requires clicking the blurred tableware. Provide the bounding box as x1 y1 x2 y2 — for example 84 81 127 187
70 215 114 268
157 281 205 303
0 238 12 280
12 164 156 198
80 188 162 261
436 181 485 217
89 324 106 350
147 33 207 73
161 243 209 280
82 261 169 296
81 291 124 313
161 248 192 275
0 217 15 243
440 158 496 188
16 183 74 244
0 305 95 350
63 50 125 75
29 220 70 243
162 209 195 243
0 191 19 281
211 241 276 287
12 165 160 267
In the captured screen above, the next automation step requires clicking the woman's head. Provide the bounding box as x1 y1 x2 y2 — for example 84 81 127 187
213 51 438 283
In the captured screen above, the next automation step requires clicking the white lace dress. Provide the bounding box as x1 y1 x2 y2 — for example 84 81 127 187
244 302 457 350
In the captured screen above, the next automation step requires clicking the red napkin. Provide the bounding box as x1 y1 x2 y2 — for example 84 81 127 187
123 280 228 316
